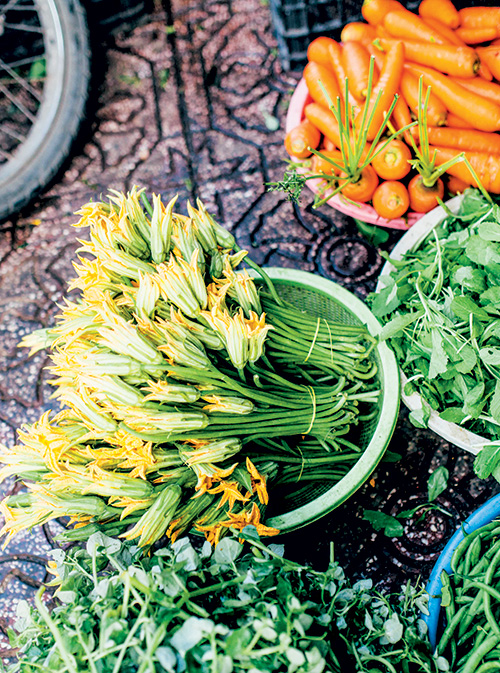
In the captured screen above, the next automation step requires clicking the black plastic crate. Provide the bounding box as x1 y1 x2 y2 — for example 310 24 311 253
270 0 498 71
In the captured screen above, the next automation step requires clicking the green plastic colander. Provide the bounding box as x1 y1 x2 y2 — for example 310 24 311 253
251 268 400 533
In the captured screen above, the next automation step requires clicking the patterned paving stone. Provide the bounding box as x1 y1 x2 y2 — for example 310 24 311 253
0 0 498 651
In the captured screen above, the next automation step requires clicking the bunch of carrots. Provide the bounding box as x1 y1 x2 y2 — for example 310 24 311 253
284 0 500 221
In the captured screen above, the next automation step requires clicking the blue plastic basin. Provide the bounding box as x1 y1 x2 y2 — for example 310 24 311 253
424 493 500 650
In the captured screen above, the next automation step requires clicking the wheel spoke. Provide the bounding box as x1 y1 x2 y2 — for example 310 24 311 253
4 55 44 69
0 80 36 122
1 125 26 142
0 57 42 101
0 0 25 20
3 21 43 33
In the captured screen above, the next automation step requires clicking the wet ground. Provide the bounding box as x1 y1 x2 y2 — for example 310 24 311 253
0 0 498 652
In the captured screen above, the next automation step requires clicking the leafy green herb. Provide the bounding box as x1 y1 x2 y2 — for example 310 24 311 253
363 509 405 537
6 535 439 673
267 166 307 203
355 219 390 246
428 466 449 502
371 189 500 457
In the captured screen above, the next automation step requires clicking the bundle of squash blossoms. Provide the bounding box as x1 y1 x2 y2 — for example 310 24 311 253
0 188 380 549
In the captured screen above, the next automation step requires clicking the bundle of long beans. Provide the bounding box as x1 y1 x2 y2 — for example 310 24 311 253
436 520 500 673
0 188 379 549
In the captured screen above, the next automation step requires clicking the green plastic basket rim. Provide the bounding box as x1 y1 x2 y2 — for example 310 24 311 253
249 267 400 533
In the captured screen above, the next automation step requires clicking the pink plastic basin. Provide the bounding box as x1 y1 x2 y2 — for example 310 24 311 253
286 78 425 231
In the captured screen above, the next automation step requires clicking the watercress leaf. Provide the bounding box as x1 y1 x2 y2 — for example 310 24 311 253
452 266 486 293
428 466 449 502
86 532 121 557
429 329 448 380
454 344 477 374
363 510 404 537
474 443 500 479
409 405 431 429
225 627 252 656
213 538 242 565
156 646 177 672
465 235 500 267
371 279 400 318
463 381 485 418
379 309 424 341
480 286 500 306
439 408 467 424
451 295 490 322
383 613 403 644
170 617 213 654
490 380 500 424
286 647 306 667
440 583 452 608
479 347 500 366
478 220 500 242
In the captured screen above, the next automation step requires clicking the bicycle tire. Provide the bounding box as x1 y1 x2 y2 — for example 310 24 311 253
0 0 90 221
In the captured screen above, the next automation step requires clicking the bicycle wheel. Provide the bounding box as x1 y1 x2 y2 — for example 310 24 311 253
0 0 90 221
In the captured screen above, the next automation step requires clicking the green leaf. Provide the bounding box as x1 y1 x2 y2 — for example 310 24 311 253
383 613 403 644
379 309 424 341
371 279 400 318
429 329 448 380
479 347 500 366
355 219 389 246
213 538 242 565
409 405 431 429
474 443 500 479
490 380 500 424
451 295 490 322
428 466 449 502
452 266 486 294
439 407 467 424
478 220 500 242
454 344 477 374
465 235 500 267
363 510 404 537
480 286 500 306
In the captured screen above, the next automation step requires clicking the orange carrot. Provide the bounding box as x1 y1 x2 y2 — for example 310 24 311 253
455 26 499 44
322 137 337 151
491 38 500 47
400 71 447 127
454 76 500 106
361 0 405 26
307 37 337 68
447 176 470 194
405 63 500 132
429 145 500 193
479 59 493 81
340 22 376 46
375 24 392 39
383 9 449 45
477 47 500 82
392 92 418 142
284 121 322 158
327 41 359 109
303 61 340 110
312 150 344 176
419 0 459 29
304 103 342 148
342 42 374 100
378 37 479 77
458 7 500 30
426 126 500 154
422 17 466 46
355 41 404 141
446 112 474 128
366 43 385 71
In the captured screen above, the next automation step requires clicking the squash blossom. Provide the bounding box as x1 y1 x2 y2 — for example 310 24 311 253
0 189 380 551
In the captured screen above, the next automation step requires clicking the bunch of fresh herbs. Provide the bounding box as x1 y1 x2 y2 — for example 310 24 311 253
4 532 441 673
371 189 500 473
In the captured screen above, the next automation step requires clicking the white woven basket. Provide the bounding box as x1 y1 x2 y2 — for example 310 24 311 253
376 194 488 456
